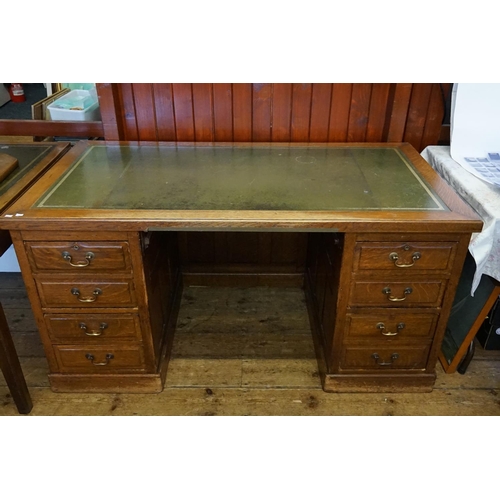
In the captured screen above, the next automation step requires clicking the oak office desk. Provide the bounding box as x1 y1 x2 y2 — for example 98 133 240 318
0 141 71 412
0 141 483 393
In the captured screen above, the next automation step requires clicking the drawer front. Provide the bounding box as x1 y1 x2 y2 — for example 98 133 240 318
353 241 457 272
26 241 131 272
340 345 430 370
36 278 136 308
349 280 446 307
53 345 147 373
44 314 142 343
345 311 438 341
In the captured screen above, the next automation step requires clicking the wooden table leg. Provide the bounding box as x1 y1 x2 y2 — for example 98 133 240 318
0 303 32 414
457 340 476 374
439 285 500 374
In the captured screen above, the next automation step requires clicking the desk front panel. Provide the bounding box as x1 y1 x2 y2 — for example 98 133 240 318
340 345 431 370
34 276 137 309
44 313 143 343
26 240 132 272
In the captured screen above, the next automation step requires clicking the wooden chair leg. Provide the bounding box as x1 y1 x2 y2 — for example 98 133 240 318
0 303 32 414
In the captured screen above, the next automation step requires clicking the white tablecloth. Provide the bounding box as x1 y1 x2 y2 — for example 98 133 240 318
421 146 500 294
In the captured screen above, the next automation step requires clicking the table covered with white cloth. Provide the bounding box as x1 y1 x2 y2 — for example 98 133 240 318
421 146 500 294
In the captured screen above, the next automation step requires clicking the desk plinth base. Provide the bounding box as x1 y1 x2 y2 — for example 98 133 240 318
321 372 436 393
48 373 165 393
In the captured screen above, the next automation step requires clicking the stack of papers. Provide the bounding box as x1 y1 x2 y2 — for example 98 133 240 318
463 153 500 187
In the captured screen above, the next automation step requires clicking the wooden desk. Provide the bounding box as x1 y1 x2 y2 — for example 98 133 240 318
0 141 483 393
0 141 71 413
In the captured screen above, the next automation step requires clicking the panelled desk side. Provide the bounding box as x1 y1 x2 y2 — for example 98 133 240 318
0 142 483 393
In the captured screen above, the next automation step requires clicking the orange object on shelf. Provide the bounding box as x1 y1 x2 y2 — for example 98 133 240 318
9 83 26 103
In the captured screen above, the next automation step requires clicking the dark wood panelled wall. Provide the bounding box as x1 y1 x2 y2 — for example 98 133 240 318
96 83 450 152
0 83 450 152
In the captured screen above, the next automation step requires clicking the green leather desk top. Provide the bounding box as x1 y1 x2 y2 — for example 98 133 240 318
34 144 448 212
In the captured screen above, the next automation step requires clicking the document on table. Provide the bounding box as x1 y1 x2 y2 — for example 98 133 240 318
462 153 500 187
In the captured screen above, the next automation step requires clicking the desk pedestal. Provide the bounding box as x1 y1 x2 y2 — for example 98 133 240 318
304 232 470 392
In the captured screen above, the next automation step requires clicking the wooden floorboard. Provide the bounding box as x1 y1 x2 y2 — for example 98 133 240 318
1 272 499 416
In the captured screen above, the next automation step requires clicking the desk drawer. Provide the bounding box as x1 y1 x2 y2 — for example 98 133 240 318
53 344 147 373
36 278 136 308
26 241 131 272
344 311 438 341
353 241 457 272
349 280 446 307
340 345 430 370
44 313 142 343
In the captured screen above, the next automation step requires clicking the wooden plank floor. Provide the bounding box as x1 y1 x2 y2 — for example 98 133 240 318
1 272 500 416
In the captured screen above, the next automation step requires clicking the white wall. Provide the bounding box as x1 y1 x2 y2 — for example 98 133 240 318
0 245 21 272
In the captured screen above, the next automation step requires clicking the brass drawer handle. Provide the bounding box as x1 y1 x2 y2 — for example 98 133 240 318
71 288 102 303
62 251 95 267
85 353 114 366
377 322 405 336
372 353 399 366
389 251 421 268
382 287 412 302
80 322 108 336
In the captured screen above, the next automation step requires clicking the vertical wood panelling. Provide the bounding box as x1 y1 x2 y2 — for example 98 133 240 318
178 232 307 272
214 233 230 264
386 83 413 142
227 233 260 263
291 84 313 142
328 84 353 142
420 83 448 151
271 233 307 268
365 83 391 142
232 84 253 141
192 84 214 142
347 84 372 142
98 83 447 151
172 84 195 141
132 84 158 141
252 84 272 142
96 83 122 140
271 83 293 142
213 84 233 141
180 233 215 263
404 83 434 152
152 84 176 141
309 84 333 142
258 233 273 264
118 83 139 141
